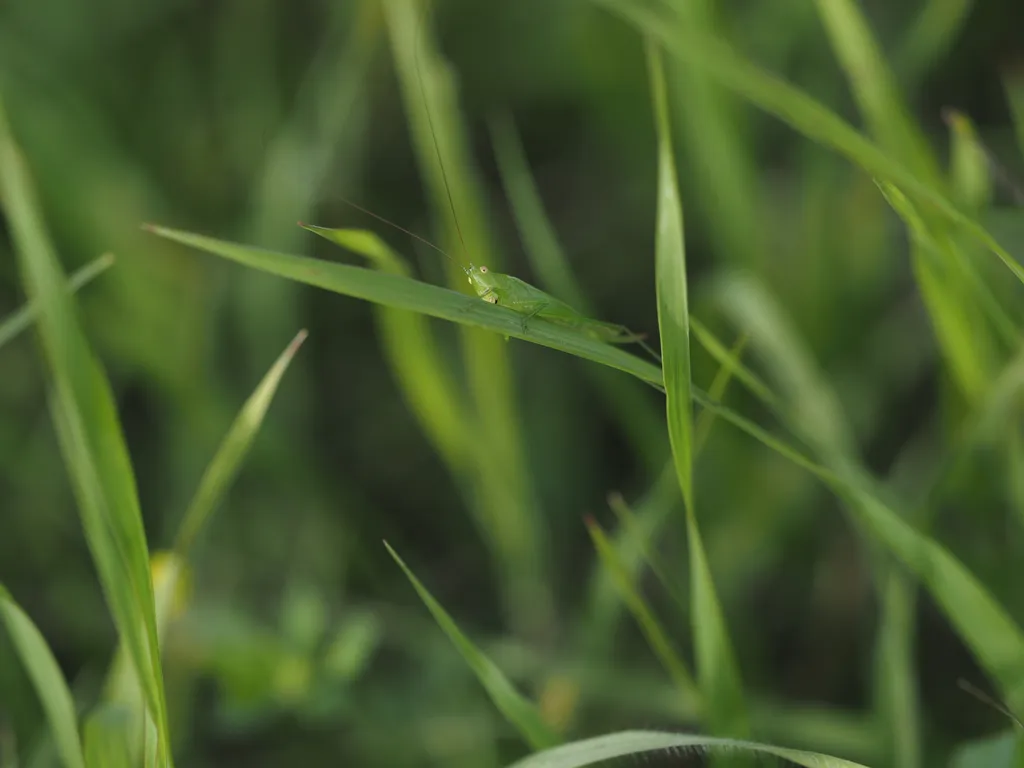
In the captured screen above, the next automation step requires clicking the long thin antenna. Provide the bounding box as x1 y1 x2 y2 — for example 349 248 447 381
414 0 470 259
957 678 1024 729
331 194 465 270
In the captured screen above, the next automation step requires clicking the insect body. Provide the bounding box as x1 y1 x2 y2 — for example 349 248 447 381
465 263 647 346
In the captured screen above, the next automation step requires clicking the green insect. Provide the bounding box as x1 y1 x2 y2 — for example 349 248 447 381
463 261 648 346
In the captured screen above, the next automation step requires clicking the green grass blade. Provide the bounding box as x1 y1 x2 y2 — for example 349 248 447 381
584 518 699 702
813 0 941 185
82 705 133 768
896 0 974 84
581 463 681 659
590 0 1024 287
144 224 663 388
488 112 668 472
300 225 470 472
875 182 1009 400
0 586 86 768
384 542 559 751
0 102 172 767
175 329 308 557
649 40 694 512
649 41 747 740
947 110 993 211
504 730 872 768
0 253 115 351
663 0 762 270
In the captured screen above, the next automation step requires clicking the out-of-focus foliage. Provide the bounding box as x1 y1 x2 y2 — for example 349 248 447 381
2 0 1024 766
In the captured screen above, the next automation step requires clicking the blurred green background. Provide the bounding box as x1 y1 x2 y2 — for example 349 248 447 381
2 0 1024 765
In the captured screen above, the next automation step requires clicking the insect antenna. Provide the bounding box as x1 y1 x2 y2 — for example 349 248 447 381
332 194 467 272
414 0 471 262
957 678 1024 729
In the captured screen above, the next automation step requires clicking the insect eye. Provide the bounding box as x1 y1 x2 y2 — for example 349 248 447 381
467 276 472 284
480 266 488 273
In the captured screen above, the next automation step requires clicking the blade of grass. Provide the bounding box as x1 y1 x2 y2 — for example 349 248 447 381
648 40 747 740
0 101 172 767
505 730 872 768
663 0 763 270
144 224 663 388
584 518 699 704
175 329 308 556
813 0 942 186
82 705 133 768
895 0 974 85
0 253 115 350
384 542 559 750
947 109 993 211
101 331 302 763
876 181 1009 400
0 586 86 768
590 0 1024 287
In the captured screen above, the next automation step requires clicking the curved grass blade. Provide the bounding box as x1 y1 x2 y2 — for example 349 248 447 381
813 0 941 187
0 101 172 767
0 586 86 768
175 329 308 557
589 0 1024 286
144 224 663 389
585 517 699 703
505 730 872 768
895 0 974 85
82 705 133 768
0 253 115 351
648 41 747 741
384 542 559 751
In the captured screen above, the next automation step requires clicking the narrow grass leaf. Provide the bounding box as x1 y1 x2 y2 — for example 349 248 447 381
585 518 698 702
0 586 85 768
0 103 172 767
0 253 115 350
895 0 974 84
175 329 308 556
813 0 941 185
875 182 1009 400
505 730 872 768
384 542 559 750
649 41 747 740
300 225 469 472
947 109 993 210
590 0 1024 286
144 224 663 388
82 705 133 768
